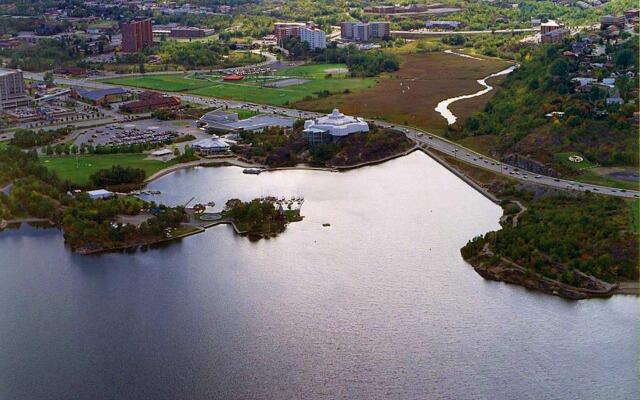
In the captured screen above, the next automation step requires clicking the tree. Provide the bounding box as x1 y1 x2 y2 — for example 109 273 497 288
549 59 568 76
615 49 634 68
43 71 55 87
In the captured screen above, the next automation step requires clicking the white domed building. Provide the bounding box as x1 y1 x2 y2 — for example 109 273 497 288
303 109 369 145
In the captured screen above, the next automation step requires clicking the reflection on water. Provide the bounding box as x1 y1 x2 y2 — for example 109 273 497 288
0 152 636 400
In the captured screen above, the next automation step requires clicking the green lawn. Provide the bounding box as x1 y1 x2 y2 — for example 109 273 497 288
553 152 597 171
189 77 376 106
102 68 377 107
275 63 349 78
102 75 211 92
229 108 259 119
41 154 174 186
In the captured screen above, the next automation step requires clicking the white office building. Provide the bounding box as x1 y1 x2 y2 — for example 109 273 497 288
300 25 327 49
303 109 369 144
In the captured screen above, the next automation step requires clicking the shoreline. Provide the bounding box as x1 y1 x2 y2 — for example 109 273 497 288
143 145 419 185
427 148 638 299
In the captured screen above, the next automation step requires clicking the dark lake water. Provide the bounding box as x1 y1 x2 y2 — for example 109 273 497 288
0 152 637 399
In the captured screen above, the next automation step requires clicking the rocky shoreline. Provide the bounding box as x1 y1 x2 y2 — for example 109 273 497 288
463 252 619 300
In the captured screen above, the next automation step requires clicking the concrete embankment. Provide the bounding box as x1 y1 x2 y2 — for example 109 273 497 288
421 147 500 204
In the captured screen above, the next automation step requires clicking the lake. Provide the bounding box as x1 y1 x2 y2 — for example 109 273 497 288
0 152 636 399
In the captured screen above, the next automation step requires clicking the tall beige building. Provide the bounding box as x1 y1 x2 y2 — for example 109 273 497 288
0 69 29 110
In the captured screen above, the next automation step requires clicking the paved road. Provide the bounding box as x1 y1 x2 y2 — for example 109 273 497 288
31 74 640 199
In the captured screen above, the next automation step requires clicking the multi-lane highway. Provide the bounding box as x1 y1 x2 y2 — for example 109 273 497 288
30 72 640 199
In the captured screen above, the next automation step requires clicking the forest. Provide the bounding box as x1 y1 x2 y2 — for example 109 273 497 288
462 193 639 284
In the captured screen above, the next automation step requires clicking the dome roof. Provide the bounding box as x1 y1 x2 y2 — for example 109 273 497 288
316 109 359 126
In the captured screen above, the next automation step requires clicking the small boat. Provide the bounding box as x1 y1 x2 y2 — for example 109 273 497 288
243 168 262 175
207 201 216 206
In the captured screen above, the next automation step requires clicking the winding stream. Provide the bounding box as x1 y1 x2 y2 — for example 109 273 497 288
435 64 518 125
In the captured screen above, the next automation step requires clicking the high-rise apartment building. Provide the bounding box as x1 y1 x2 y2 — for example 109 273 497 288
0 68 29 111
121 18 153 53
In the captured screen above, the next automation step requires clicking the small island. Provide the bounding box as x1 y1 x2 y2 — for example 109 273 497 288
220 197 303 240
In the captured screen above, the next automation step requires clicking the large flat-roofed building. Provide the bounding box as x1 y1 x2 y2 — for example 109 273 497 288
340 21 390 41
71 87 129 105
303 108 369 145
0 69 29 111
199 111 295 134
121 18 153 53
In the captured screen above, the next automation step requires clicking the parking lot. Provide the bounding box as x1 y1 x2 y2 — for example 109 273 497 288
74 119 207 147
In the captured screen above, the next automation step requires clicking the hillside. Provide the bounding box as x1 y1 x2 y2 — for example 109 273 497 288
453 33 638 186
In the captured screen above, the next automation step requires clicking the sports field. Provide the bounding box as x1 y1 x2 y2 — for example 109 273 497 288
102 64 376 106
41 154 174 186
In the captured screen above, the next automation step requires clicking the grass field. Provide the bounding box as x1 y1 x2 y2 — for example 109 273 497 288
188 77 376 106
553 152 597 170
631 200 639 233
229 108 259 119
293 52 510 132
103 63 376 106
275 63 349 78
103 75 210 91
41 154 174 186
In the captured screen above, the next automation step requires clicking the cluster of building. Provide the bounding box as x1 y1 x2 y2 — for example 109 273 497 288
425 20 463 30
558 32 637 108
145 2 232 16
152 24 215 40
274 22 327 49
339 22 390 42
